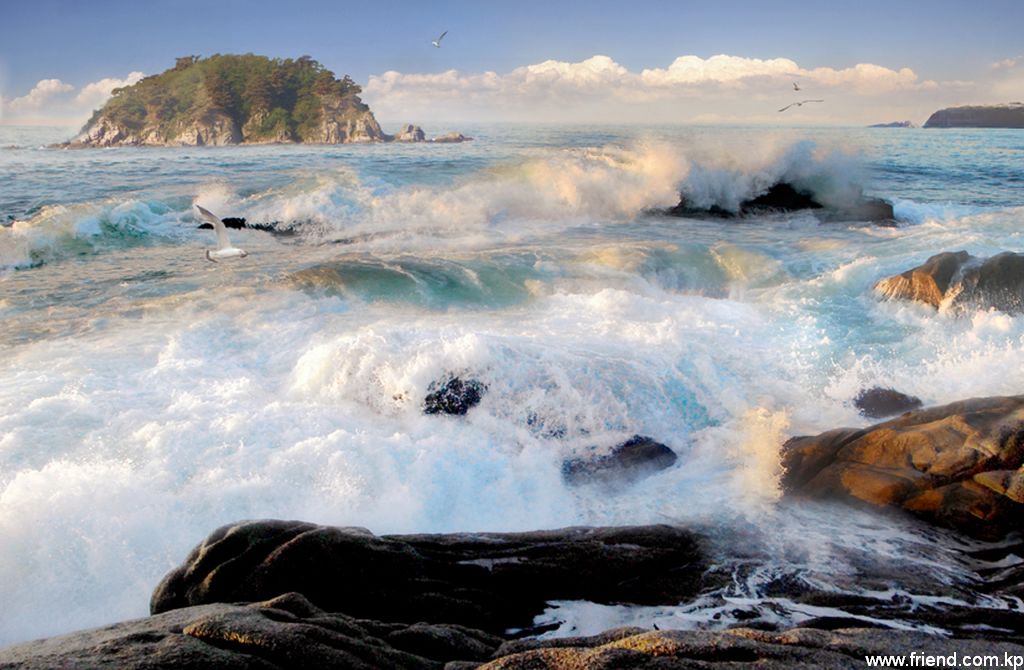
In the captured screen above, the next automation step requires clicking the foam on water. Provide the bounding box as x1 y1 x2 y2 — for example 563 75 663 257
2 126 1024 646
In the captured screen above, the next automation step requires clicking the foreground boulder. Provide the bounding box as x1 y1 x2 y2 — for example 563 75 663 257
667 181 894 223
0 593 499 669
853 387 923 419
783 394 1024 538
876 251 1024 313
151 521 706 635
7 611 1024 670
562 435 677 486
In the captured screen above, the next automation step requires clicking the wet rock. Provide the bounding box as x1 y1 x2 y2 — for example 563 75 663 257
875 250 1024 314
782 394 1024 538
667 181 894 223
393 124 427 142
0 593 469 669
432 132 472 143
562 435 677 486
424 377 486 416
150 520 707 635
479 627 1024 669
853 387 923 419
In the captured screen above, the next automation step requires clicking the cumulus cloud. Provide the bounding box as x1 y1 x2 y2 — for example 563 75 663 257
6 78 74 112
364 53 956 123
1 72 144 124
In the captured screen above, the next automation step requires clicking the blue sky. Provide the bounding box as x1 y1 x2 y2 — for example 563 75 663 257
2 0 1022 124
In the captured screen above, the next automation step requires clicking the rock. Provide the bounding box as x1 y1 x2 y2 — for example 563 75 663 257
868 121 917 128
150 520 707 635
853 387 923 419
782 394 1024 538
432 132 472 143
393 124 427 142
0 593 482 669
924 103 1024 129
667 181 894 223
562 435 677 486
424 377 486 415
876 250 1024 313
478 627 1024 669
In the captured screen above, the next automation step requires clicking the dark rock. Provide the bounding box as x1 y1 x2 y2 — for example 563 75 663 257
424 377 486 416
562 435 677 486
853 387 923 419
924 103 1024 129
197 217 301 236
876 250 1024 313
666 180 894 224
782 394 1024 538
198 216 247 230
150 521 707 635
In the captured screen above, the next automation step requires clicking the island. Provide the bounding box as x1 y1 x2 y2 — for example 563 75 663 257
62 54 470 147
868 120 916 128
923 103 1024 128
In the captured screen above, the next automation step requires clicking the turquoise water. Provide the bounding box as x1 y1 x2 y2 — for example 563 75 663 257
1 124 1023 644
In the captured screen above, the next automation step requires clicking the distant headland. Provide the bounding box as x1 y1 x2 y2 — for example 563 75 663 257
61 54 469 148
923 102 1024 128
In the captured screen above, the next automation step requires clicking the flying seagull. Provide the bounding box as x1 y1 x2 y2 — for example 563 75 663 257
195 205 248 262
778 99 824 113
432 30 447 48
793 82 801 91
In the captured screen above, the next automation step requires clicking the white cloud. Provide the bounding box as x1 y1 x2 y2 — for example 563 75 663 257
991 57 1021 70
364 53 956 124
1 72 144 124
7 78 74 112
74 72 144 109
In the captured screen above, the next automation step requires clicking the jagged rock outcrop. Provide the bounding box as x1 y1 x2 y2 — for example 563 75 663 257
394 124 427 142
924 103 1024 128
783 394 1024 538
875 250 1024 313
423 377 486 416
150 521 707 635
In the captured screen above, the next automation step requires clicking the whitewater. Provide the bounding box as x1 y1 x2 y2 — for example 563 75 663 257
1 124 1023 646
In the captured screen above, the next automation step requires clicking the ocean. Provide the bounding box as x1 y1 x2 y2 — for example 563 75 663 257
1 123 1023 645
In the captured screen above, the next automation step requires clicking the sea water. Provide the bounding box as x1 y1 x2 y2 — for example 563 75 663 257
1 124 1023 645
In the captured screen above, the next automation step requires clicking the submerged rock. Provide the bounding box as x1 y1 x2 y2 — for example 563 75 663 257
667 181 894 223
876 250 1024 313
423 377 486 415
562 435 677 486
853 387 923 419
150 520 707 635
783 394 1024 538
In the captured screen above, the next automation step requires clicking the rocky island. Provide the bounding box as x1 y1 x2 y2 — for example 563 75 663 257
62 54 469 147
923 103 1024 128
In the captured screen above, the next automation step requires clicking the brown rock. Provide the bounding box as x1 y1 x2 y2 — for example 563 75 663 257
783 394 1024 537
876 250 1024 313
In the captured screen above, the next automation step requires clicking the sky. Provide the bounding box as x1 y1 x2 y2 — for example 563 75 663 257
1 0 1022 126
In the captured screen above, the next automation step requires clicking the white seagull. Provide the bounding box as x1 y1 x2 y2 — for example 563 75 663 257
432 30 447 48
778 99 824 113
195 205 248 262
793 82 801 91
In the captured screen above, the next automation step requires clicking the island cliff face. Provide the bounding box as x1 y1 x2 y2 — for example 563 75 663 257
923 103 1024 128
65 54 385 147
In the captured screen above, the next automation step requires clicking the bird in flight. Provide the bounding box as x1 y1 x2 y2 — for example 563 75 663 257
793 82 801 91
779 99 824 113
195 205 248 262
432 30 448 48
